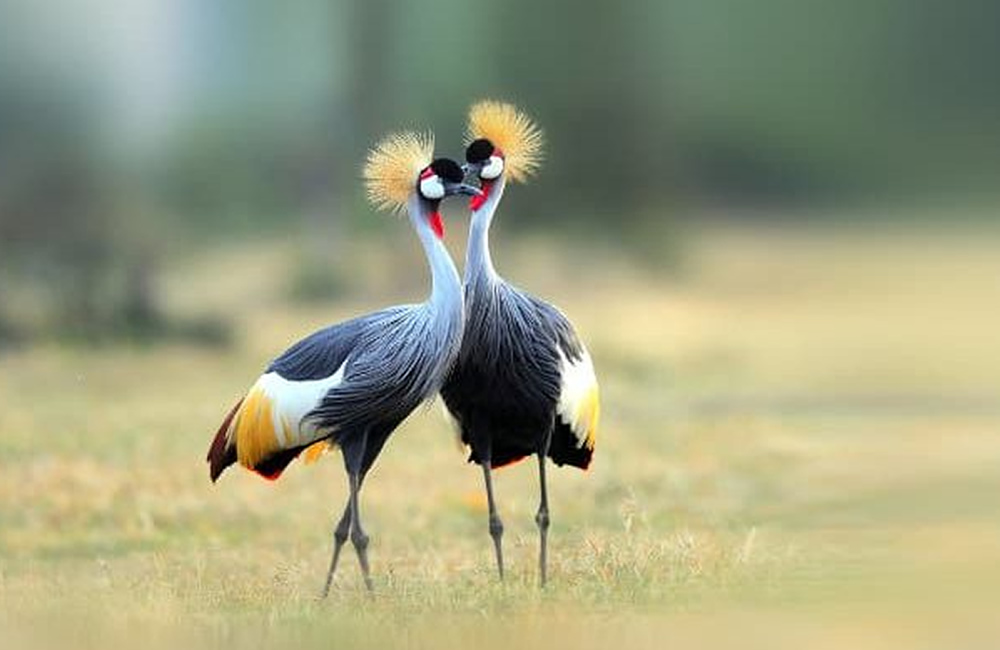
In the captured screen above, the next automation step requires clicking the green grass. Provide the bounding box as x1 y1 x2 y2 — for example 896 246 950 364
2 223 1000 649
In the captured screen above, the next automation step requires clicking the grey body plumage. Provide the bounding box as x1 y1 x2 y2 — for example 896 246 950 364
207 153 475 594
445 256 588 468
441 164 599 585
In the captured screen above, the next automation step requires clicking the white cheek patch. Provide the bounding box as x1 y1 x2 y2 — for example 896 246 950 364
419 176 445 200
480 156 504 180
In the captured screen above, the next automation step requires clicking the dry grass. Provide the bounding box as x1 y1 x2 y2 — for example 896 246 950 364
2 221 999 649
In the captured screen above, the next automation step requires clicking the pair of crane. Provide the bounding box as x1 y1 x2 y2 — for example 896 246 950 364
206 101 600 594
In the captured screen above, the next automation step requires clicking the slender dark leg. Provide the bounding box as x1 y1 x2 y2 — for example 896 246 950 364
348 470 373 592
335 429 373 593
481 461 505 580
319 502 352 598
535 424 553 588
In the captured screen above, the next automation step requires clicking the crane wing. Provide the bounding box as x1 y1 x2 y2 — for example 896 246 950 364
534 300 600 453
208 311 400 481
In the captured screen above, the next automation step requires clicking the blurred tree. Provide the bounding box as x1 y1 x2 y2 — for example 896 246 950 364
0 76 106 339
290 0 399 302
0 66 221 344
485 0 674 219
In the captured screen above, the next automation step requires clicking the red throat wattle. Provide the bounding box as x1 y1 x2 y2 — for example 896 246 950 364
470 180 492 211
429 211 445 238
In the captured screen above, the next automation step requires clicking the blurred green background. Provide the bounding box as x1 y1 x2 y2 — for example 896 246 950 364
1 0 998 341
2 3 1000 649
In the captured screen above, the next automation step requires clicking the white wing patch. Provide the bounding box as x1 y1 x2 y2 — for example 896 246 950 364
250 365 345 446
226 363 347 471
556 347 600 450
439 399 462 437
438 398 468 453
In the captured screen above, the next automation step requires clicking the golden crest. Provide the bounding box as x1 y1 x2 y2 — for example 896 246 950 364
363 131 435 213
467 100 544 182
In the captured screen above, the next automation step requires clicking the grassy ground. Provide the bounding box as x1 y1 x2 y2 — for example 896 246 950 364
1 222 999 649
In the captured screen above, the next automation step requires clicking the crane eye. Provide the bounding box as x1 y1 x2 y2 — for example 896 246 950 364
480 155 504 180
418 174 445 200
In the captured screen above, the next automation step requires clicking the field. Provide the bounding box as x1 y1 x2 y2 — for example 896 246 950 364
2 221 999 649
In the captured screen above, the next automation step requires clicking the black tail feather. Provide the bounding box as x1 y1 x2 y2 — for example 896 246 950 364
251 447 306 481
547 420 593 470
207 399 242 482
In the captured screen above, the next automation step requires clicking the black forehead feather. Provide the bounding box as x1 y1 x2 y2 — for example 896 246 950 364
466 139 495 164
429 158 464 183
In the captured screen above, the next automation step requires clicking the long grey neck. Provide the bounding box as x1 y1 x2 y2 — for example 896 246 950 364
408 194 462 318
465 175 507 288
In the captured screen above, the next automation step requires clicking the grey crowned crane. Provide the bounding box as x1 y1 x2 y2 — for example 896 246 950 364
206 132 479 594
440 101 601 586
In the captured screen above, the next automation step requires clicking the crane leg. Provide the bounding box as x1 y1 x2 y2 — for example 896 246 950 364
319 501 352 598
535 425 553 588
481 461 505 580
347 470 373 592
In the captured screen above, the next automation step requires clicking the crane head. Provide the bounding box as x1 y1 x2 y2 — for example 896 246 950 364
465 139 505 181
364 132 480 238
464 100 544 184
417 158 481 238
464 101 544 210
418 158 479 201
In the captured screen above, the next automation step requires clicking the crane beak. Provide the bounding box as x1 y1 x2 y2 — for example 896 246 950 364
444 182 482 197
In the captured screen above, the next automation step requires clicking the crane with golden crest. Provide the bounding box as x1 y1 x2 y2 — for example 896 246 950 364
207 132 479 595
441 101 601 586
